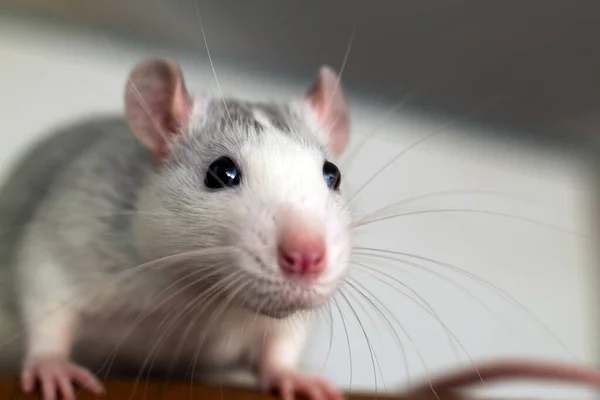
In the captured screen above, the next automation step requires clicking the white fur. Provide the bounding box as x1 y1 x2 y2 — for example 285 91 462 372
4 82 351 390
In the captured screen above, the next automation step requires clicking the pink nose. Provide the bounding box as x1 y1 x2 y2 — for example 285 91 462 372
277 230 326 277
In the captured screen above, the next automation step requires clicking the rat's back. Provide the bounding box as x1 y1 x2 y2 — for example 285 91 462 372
0 117 139 371
0 117 153 305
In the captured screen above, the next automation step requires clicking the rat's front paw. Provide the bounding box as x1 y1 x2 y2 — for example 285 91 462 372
262 369 343 400
21 355 105 400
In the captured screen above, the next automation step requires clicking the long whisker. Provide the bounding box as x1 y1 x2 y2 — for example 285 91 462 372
0 247 238 354
346 98 505 206
184 279 235 390
352 250 516 346
352 208 585 237
187 276 251 389
193 0 234 129
96 263 232 380
126 270 243 398
343 275 437 398
350 261 473 368
339 87 426 173
324 24 356 121
344 277 412 385
0 210 166 238
338 286 386 392
354 246 579 359
330 298 353 391
353 189 560 225
316 302 336 375
145 271 246 390
126 80 170 141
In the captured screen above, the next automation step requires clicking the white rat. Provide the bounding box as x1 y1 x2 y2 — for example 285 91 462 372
0 58 352 400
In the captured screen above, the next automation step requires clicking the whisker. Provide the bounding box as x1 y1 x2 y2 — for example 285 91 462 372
193 0 235 129
126 271 244 398
185 283 234 393
0 247 239 356
187 276 251 389
338 286 386 392
350 262 463 365
346 98 505 206
330 298 353 391
350 261 471 366
324 24 356 121
343 275 437 397
206 159 234 189
353 246 579 360
352 208 585 238
126 80 170 141
352 249 520 342
316 302 336 375
353 189 560 225
0 210 166 238
339 87 426 173
100 264 234 380
163 271 248 380
91 262 232 380
344 277 411 386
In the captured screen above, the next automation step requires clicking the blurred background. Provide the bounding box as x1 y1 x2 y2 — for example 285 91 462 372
1 1 599 398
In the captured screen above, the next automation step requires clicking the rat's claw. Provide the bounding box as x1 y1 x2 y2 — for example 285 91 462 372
262 369 343 400
20 356 105 400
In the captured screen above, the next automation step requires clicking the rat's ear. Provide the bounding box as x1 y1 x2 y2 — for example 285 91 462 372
124 58 192 160
305 66 349 158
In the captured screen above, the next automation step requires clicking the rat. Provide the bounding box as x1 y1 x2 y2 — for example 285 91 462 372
0 57 352 400
3 57 599 400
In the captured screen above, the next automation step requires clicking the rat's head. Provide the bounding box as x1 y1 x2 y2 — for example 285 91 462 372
125 58 351 318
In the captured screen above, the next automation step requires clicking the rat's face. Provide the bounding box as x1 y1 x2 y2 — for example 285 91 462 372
152 100 351 317
125 59 351 318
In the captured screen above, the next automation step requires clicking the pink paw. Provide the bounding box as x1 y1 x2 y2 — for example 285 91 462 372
262 369 343 400
21 356 105 400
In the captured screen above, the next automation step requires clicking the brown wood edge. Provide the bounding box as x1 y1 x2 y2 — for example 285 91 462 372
0 375 468 400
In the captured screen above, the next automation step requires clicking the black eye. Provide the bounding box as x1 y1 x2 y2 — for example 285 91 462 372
205 157 241 189
323 161 341 191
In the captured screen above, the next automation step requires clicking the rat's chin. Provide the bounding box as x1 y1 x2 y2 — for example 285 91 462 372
236 289 331 319
255 307 297 319
236 301 299 319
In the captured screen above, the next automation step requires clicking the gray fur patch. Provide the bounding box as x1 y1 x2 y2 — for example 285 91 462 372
207 99 296 136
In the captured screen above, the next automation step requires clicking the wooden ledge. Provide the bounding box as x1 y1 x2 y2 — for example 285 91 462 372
0 376 462 400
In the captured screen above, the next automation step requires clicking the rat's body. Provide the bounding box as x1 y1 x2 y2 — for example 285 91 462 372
0 59 352 400
3 117 297 374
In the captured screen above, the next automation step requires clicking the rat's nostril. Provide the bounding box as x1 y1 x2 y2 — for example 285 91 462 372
281 250 300 267
277 239 326 277
275 206 327 277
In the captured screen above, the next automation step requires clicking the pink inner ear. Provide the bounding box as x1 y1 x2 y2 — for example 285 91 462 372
306 66 349 158
124 58 192 161
171 80 191 130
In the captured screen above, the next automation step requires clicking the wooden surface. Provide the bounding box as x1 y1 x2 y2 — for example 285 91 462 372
0 375 458 400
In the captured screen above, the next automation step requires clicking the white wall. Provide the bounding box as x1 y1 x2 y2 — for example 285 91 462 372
0 15 597 399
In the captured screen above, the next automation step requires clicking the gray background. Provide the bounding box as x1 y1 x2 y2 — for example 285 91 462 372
3 0 600 147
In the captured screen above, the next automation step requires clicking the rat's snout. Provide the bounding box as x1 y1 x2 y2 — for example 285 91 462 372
277 232 326 277
276 208 326 278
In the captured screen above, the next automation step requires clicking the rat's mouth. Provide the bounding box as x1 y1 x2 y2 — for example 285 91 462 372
234 248 340 317
234 279 332 319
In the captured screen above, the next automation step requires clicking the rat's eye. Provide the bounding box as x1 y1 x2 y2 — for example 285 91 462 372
323 161 341 191
205 157 241 189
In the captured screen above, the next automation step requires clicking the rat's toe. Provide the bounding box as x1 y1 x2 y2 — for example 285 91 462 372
263 369 342 400
20 356 104 399
68 364 105 394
